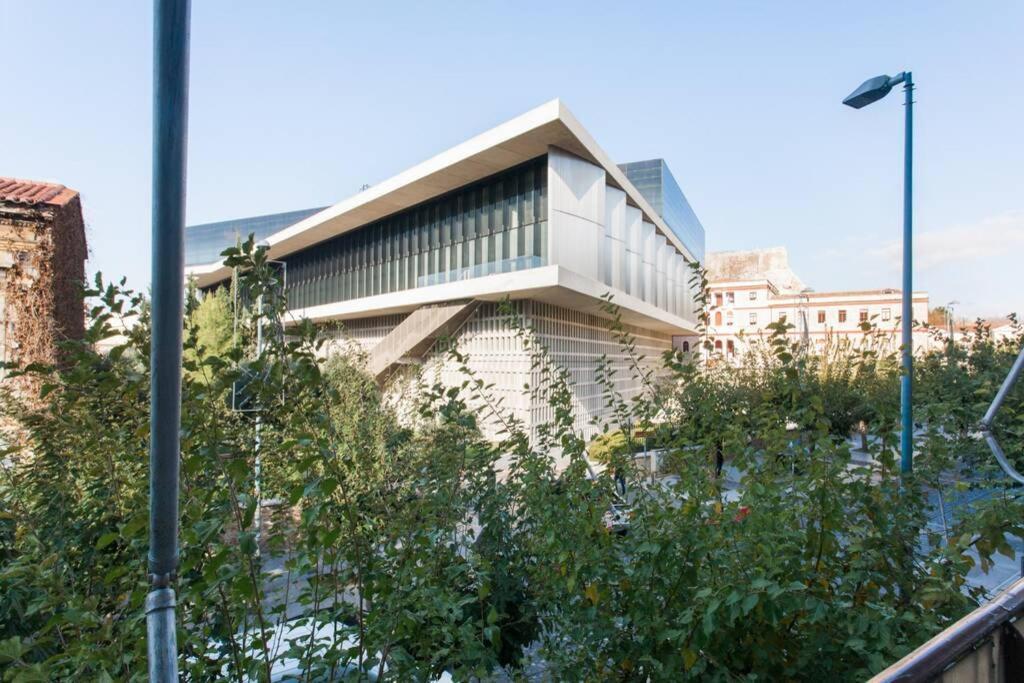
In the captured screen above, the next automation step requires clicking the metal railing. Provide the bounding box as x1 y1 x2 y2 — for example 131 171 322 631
980 345 1024 485
870 577 1024 682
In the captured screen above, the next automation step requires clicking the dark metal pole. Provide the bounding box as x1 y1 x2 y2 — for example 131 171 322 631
899 72 914 474
147 0 190 680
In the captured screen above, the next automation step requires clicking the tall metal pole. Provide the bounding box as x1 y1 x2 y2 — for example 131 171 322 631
147 0 190 680
254 293 263 555
900 72 914 473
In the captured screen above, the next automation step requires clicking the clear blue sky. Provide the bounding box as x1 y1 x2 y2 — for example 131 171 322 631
3 1 1022 318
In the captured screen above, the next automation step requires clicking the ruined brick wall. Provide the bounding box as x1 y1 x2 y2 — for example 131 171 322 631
48 195 87 345
0 198 87 393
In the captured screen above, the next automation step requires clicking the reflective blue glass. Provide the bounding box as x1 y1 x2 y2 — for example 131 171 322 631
619 159 706 262
184 207 327 266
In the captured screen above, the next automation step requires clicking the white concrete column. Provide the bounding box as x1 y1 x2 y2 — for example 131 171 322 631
677 258 693 320
604 187 627 290
665 248 678 315
547 147 606 282
655 237 669 309
624 206 643 298
641 221 656 304
673 255 686 318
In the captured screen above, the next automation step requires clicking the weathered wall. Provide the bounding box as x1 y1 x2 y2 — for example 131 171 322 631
0 197 87 391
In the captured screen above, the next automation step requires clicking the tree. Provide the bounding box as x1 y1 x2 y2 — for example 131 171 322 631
1 244 1022 680
184 283 234 381
928 306 950 327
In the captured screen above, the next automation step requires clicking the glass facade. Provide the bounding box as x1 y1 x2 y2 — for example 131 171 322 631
618 159 706 262
184 207 327 266
285 156 548 310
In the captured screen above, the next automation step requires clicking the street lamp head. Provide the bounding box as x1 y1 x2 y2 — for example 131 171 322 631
842 74 895 109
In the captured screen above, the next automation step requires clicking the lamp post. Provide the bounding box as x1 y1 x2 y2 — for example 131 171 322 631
798 287 813 351
946 300 959 344
843 70 914 473
250 241 285 555
147 0 190 679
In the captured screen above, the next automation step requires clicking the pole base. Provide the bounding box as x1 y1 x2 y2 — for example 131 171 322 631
146 587 179 682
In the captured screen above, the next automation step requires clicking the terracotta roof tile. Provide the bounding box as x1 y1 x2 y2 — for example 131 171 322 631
0 177 79 207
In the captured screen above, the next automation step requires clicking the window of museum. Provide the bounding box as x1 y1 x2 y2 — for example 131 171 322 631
715 293 723 307
726 291 735 304
817 310 826 324
283 156 548 310
882 308 891 321
726 311 734 326
859 309 869 323
749 291 757 301
838 309 847 323
714 311 723 326
727 340 735 356
749 312 757 325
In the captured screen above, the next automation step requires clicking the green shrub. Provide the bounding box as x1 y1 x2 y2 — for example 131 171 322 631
0 249 1021 681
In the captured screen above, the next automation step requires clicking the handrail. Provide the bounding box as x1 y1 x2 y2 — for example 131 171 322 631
979 344 1024 485
869 576 1024 682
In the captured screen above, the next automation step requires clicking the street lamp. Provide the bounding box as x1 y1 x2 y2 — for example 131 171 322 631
798 287 813 351
843 70 915 473
945 300 960 343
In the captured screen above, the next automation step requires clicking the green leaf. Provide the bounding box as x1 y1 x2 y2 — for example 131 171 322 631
95 532 119 550
0 636 23 663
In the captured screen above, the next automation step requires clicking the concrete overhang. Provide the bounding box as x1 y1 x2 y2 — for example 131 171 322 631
186 99 698 289
283 265 696 335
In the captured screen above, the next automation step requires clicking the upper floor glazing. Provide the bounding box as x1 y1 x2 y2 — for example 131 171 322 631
283 157 548 310
185 207 326 266
619 159 706 262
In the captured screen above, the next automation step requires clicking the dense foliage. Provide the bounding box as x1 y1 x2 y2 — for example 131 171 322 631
1 246 1021 681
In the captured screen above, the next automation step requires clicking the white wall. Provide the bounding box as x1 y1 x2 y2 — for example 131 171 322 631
547 146 696 326
604 187 627 291
624 205 643 299
640 221 656 304
547 147 605 282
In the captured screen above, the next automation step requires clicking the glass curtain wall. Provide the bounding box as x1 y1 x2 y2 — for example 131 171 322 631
618 159 706 262
185 207 326 266
286 156 548 310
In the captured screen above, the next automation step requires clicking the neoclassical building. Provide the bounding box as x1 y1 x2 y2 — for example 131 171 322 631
676 247 930 360
186 100 705 440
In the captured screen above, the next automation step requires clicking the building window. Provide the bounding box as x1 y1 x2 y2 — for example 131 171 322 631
726 291 735 304
749 291 757 301
859 309 869 323
838 309 847 323
714 340 723 352
749 312 757 325
714 311 723 326
282 156 548 310
726 311 734 326
715 293 723 307
817 310 826 324
882 307 891 321
682 341 690 352
727 340 735 356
